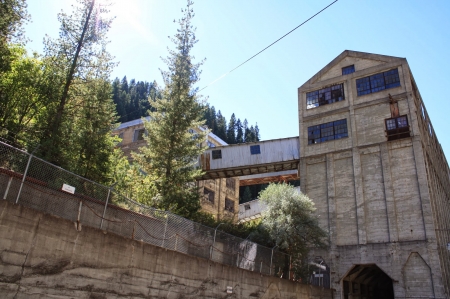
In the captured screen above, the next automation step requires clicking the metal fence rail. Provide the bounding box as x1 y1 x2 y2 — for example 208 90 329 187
0 140 290 278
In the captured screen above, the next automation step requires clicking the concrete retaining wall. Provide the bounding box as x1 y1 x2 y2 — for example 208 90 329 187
0 201 332 299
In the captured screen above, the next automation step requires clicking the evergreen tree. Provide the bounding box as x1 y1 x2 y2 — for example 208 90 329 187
241 186 252 203
254 123 260 141
226 113 236 144
134 0 206 218
236 118 243 143
215 110 227 142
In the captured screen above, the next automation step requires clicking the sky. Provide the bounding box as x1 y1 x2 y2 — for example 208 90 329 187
24 0 450 160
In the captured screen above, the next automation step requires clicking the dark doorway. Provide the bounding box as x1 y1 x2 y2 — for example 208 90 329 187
342 264 394 299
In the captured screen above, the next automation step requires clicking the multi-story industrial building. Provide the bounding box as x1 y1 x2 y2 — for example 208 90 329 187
113 118 239 222
298 50 449 298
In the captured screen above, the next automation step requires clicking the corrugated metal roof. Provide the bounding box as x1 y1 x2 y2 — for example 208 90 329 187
114 118 228 146
115 116 151 131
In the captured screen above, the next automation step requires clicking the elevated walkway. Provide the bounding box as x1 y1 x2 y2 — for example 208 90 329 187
199 137 300 180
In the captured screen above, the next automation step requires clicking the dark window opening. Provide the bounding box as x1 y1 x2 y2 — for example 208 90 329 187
244 204 251 210
385 115 410 141
133 129 145 141
307 83 345 109
212 149 222 159
203 188 215 204
226 178 235 190
356 68 400 96
308 119 348 144
342 65 355 75
250 145 261 155
225 198 234 212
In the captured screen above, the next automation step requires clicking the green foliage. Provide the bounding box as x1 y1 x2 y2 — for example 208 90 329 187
258 183 328 279
240 186 252 203
112 76 160 122
38 0 116 172
133 0 206 218
201 104 259 144
0 0 29 72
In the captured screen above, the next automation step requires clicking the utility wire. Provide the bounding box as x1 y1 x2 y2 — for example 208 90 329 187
199 0 338 92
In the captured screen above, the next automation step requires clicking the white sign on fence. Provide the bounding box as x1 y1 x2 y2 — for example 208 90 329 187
226 286 233 294
314 274 324 278
62 184 75 194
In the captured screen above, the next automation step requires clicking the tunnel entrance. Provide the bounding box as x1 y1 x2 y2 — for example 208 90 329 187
342 264 394 299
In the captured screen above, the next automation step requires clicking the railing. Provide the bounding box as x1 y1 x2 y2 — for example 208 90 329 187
0 140 290 278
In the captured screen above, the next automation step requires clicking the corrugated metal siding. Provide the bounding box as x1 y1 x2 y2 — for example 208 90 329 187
204 137 299 170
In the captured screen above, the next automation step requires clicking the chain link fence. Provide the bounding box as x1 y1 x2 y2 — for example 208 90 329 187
0 140 291 278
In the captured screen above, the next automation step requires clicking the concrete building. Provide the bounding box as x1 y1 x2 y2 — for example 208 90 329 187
113 118 239 222
299 50 450 298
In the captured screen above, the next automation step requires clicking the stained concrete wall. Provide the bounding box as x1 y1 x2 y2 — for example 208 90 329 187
298 51 449 298
0 201 331 299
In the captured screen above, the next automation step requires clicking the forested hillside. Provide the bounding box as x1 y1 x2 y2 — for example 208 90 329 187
112 76 260 144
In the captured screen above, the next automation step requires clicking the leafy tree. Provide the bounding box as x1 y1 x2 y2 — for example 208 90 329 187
39 0 116 170
257 183 328 279
226 113 236 144
134 0 206 218
0 0 29 72
0 45 44 146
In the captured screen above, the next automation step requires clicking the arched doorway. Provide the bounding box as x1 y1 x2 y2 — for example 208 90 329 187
342 264 394 299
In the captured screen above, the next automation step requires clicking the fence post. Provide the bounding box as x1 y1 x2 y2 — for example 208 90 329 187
260 261 263 273
161 213 168 248
3 176 13 200
289 255 292 280
236 253 240 267
15 149 36 204
210 223 224 260
100 188 111 229
270 245 278 276
132 220 136 239
76 201 83 231
174 235 178 251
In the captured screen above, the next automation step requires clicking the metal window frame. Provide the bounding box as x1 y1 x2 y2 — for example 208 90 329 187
356 68 400 96
212 149 222 159
342 65 355 75
203 188 215 204
250 145 261 155
308 119 348 145
306 83 345 109
385 115 410 141
224 198 234 212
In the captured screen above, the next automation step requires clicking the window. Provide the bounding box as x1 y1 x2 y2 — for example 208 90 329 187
306 83 345 109
250 145 261 155
308 119 348 144
356 68 400 96
226 178 235 190
203 188 215 204
225 198 234 212
342 65 355 75
244 204 251 211
385 115 410 141
207 141 216 148
212 149 222 159
133 129 145 141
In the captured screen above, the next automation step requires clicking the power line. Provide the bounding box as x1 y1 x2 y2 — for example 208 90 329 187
199 0 339 92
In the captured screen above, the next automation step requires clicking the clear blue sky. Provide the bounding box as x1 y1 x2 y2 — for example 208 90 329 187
24 0 450 160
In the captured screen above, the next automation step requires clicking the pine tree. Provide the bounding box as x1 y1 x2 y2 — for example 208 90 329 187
236 118 243 143
226 113 236 144
216 110 227 142
135 0 206 217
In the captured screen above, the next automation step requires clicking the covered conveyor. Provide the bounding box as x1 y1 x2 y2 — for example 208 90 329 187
198 137 300 180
